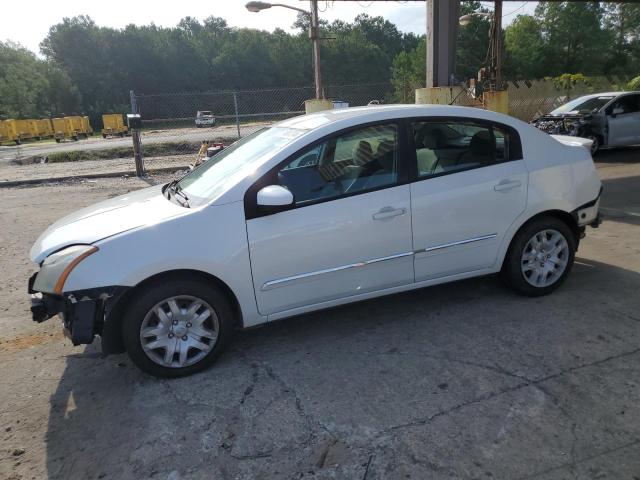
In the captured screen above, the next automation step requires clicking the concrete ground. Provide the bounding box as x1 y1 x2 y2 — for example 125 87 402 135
0 149 639 480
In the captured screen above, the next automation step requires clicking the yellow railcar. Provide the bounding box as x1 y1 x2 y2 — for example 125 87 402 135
52 117 77 142
27 119 42 139
14 120 33 142
0 120 9 144
101 113 128 138
37 119 54 138
81 116 93 136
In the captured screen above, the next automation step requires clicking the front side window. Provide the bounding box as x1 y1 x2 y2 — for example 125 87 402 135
412 121 510 179
277 124 399 206
178 126 305 206
610 95 640 115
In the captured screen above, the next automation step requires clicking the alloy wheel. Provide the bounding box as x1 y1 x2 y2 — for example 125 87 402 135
521 229 570 288
139 295 219 368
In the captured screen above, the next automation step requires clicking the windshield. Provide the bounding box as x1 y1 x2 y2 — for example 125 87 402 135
552 96 614 115
177 127 306 206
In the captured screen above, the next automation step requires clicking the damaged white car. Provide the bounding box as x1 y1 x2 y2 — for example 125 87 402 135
29 105 602 377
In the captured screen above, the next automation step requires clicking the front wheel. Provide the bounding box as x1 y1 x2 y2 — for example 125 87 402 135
501 217 576 297
122 277 234 377
587 135 600 155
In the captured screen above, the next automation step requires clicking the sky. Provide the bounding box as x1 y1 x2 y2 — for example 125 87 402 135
2 0 537 56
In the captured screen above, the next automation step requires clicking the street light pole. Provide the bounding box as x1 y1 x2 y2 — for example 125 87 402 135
245 1 323 99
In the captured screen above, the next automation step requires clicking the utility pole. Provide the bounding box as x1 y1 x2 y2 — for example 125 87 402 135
129 90 144 177
493 0 503 89
310 0 323 99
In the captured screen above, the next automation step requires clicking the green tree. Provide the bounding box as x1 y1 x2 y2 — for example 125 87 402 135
0 41 50 118
534 2 613 76
504 15 546 79
391 38 425 102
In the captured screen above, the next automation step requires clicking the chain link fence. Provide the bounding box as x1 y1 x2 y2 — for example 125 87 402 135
129 77 626 169
129 82 392 169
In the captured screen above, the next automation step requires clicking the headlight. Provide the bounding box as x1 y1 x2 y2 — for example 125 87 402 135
35 245 98 295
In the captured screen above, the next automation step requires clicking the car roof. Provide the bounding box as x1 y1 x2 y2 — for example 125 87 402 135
277 104 522 131
574 91 633 100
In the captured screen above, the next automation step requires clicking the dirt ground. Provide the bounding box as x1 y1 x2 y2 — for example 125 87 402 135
0 149 639 480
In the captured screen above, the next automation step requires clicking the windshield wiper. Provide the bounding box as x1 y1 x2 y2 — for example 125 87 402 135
165 180 190 208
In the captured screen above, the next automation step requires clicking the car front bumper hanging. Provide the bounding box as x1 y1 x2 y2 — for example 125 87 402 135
28 274 127 346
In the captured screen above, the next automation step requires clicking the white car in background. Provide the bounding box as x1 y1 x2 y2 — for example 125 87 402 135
195 110 215 127
28 105 602 377
532 91 640 154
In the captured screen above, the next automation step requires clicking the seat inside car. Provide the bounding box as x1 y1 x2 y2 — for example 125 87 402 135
454 130 496 170
415 127 444 176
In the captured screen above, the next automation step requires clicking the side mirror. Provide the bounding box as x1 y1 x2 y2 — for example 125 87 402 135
256 185 294 212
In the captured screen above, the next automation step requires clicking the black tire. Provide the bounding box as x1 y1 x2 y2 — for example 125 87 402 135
122 276 234 378
55 138 60 143
102 134 107 139
501 216 576 297
587 135 600 156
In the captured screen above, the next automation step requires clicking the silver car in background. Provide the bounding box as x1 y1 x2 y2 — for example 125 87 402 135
532 91 640 154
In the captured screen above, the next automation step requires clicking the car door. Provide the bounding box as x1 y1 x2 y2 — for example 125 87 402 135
245 122 414 316
410 119 528 282
606 94 640 146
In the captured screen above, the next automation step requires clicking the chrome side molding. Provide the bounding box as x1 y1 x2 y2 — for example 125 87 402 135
261 251 414 291
261 233 497 291
414 233 497 254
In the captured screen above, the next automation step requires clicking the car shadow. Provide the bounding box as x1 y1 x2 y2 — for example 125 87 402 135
45 257 640 479
594 145 640 164
601 174 640 226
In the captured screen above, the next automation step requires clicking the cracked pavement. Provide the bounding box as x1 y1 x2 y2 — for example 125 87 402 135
0 148 639 479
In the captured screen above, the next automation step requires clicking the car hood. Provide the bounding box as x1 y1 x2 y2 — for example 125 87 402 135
30 184 190 263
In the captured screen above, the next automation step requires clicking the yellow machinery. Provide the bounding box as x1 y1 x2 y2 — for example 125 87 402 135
0 120 21 144
52 116 92 142
36 119 54 139
26 120 40 139
101 113 128 138
1 117 88 144
52 117 76 142
67 116 84 136
81 116 93 136
14 120 33 142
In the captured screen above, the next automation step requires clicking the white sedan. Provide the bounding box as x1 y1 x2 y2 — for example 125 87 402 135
28 105 602 377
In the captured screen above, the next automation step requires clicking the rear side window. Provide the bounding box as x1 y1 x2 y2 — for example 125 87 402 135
412 120 520 179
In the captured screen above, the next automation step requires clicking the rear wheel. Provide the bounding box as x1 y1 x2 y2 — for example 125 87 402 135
501 216 576 296
122 277 234 377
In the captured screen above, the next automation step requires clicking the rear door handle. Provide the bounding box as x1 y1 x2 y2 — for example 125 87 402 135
372 206 407 220
494 179 522 192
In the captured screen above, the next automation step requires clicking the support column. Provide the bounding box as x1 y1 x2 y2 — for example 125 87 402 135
426 0 460 88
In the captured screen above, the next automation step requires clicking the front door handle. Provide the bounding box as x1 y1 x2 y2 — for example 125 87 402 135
494 179 522 192
372 206 407 220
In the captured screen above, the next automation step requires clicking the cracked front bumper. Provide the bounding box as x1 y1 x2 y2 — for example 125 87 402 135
28 273 127 346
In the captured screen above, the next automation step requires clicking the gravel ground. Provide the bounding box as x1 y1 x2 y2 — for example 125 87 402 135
0 149 639 480
0 123 268 165
0 156 191 184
